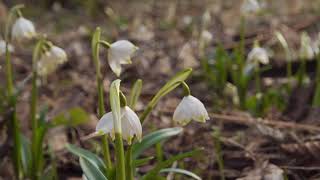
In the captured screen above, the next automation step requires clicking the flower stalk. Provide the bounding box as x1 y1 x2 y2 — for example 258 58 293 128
91 27 112 169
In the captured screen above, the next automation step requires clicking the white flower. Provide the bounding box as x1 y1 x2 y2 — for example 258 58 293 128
247 47 269 64
200 30 213 45
241 0 261 15
300 33 315 60
173 95 209 126
12 17 36 40
96 106 142 144
37 45 67 76
108 40 138 77
0 40 14 56
49 46 67 64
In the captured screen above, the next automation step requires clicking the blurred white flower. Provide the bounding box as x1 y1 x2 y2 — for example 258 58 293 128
37 45 67 76
241 0 261 15
300 33 315 60
201 30 213 45
0 40 14 56
49 45 67 64
247 47 269 64
108 40 138 77
173 95 209 126
96 106 142 144
12 17 36 40
202 10 211 28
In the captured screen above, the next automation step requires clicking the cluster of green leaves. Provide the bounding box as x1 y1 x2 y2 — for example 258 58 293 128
201 42 286 117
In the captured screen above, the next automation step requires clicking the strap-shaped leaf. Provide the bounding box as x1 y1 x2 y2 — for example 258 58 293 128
143 148 202 179
150 68 192 106
66 144 107 174
132 127 183 159
134 156 154 167
129 79 143 109
160 168 202 180
80 157 108 180
20 134 31 177
140 69 192 123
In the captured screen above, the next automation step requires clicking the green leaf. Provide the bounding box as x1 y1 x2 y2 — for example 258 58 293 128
20 134 31 177
66 144 107 174
50 107 89 127
80 157 108 180
129 79 143 109
160 168 202 180
132 127 183 159
134 156 154 167
150 69 192 107
109 79 121 133
143 149 202 179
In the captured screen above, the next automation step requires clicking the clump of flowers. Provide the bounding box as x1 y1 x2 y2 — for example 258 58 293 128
67 27 208 180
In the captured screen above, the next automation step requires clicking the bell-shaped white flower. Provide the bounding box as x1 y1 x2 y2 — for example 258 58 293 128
241 0 261 15
173 95 209 126
12 17 36 40
108 40 138 77
37 45 67 76
96 106 142 144
247 47 269 64
0 40 14 56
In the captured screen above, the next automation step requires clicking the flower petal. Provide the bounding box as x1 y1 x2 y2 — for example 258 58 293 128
96 112 114 134
121 106 142 144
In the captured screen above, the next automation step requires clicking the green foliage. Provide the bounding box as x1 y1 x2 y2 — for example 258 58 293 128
160 168 202 180
66 144 108 174
142 149 202 179
132 127 183 159
50 107 90 127
129 79 143 109
80 157 108 180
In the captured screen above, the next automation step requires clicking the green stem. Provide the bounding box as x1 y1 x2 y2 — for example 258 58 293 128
92 28 112 169
30 39 45 180
115 133 126 180
181 81 191 96
156 142 163 163
213 129 225 180
255 64 261 93
6 42 22 180
125 145 134 180
297 58 306 87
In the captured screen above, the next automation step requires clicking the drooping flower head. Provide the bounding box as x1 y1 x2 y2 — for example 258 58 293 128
37 45 67 76
96 106 142 144
173 95 209 126
108 40 138 77
0 40 14 56
12 17 36 40
247 47 269 65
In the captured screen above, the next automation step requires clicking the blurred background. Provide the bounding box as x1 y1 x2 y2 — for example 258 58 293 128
2 0 320 179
